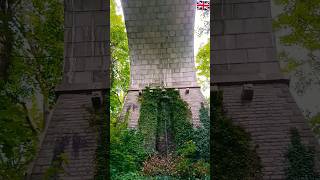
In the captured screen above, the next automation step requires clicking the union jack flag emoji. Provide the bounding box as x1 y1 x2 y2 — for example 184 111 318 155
194 0 210 11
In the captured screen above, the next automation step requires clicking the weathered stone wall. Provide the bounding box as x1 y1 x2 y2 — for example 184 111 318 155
30 94 97 179
211 0 319 179
30 0 109 179
56 0 109 92
124 88 204 128
121 0 204 128
122 0 197 89
219 83 319 179
211 0 286 84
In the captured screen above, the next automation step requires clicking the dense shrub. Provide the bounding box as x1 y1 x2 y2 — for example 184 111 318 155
193 106 210 160
112 172 148 180
111 87 210 179
110 119 147 178
142 153 209 179
142 154 178 177
285 128 319 179
211 90 262 180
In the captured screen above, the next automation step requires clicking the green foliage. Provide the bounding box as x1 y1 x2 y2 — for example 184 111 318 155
310 113 320 139
0 96 37 179
44 153 69 180
193 106 210 160
142 154 209 179
112 172 148 180
195 40 210 93
138 88 160 153
142 154 178 177
0 0 63 177
138 88 193 153
138 88 209 179
23 0 64 105
170 91 194 150
110 117 147 178
211 90 262 180
177 140 197 158
93 102 109 179
175 157 209 179
273 0 320 95
285 128 319 179
273 0 320 51
110 0 130 122
196 41 210 80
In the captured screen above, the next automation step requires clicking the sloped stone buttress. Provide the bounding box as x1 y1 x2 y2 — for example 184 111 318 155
211 0 320 179
29 0 109 179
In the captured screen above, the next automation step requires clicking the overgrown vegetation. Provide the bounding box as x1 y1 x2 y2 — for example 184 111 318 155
310 113 320 139
138 88 194 154
110 0 130 123
196 40 210 82
110 113 147 179
285 128 319 179
89 95 109 179
211 90 262 180
0 0 63 178
110 87 210 179
273 0 320 95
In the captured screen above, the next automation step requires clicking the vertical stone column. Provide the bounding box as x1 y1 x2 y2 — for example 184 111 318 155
29 0 109 179
211 0 319 179
120 0 205 128
122 0 197 90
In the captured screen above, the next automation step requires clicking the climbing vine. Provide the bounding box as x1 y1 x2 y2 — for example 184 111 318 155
138 87 194 154
211 90 262 180
87 93 109 179
137 87 210 179
285 128 319 179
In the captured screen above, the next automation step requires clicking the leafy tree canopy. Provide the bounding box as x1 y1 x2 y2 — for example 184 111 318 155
273 0 320 95
110 0 130 122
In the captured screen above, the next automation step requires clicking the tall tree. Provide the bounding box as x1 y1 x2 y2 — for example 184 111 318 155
22 0 64 123
273 0 320 137
196 40 210 93
273 0 320 95
110 0 130 122
0 0 63 178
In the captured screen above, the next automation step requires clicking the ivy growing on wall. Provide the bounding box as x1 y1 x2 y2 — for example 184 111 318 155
285 128 319 179
87 93 109 179
211 90 262 180
138 87 194 155
194 105 210 161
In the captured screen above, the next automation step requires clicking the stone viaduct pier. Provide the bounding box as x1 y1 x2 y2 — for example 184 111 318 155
121 0 205 128
212 0 319 179
29 0 109 179
27 0 320 179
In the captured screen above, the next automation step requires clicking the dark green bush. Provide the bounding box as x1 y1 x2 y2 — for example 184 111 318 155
285 128 319 180
211 90 262 180
193 106 210 161
110 121 147 178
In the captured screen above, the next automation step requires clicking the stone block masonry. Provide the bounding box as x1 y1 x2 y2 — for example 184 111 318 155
124 88 204 128
211 0 320 179
29 0 109 179
57 0 109 92
122 0 198 90
121 0 205 128
29 94 98 179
